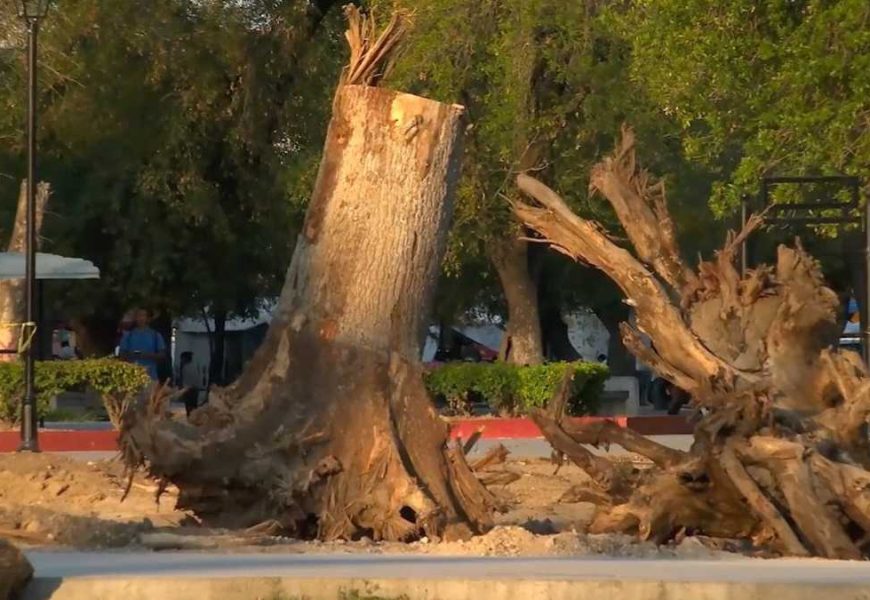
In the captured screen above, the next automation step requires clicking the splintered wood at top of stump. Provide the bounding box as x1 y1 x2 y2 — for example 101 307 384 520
514 124 870 559
118 8 495 544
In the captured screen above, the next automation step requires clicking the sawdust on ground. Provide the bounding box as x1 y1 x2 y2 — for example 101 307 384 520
0 453 738 559
0 453 188 548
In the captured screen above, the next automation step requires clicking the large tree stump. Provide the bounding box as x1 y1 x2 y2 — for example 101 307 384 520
514 125 870 559
119 9 494 542
0 180 49 360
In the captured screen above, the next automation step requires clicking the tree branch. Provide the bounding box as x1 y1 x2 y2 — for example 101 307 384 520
588 125 698 295
514 173 742 395
720 443 809 556
560 419 687 469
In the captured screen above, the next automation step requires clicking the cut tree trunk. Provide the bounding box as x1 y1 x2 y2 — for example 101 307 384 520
119 8 494 543
491 237 543 365
0 180 50 360
514 125 870 559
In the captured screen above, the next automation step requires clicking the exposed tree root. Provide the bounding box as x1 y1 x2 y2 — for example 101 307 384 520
514 126 870 558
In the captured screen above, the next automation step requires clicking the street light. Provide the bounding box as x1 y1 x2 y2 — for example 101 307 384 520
16 0 51 19
14 0 52 452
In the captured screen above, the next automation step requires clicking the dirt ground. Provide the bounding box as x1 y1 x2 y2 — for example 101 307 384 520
0 453 189 548
0 453 737 559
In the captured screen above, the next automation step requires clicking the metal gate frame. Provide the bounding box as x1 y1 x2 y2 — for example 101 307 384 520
739 175 867 361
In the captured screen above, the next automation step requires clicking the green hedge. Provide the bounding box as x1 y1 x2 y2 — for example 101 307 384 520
0 359 151 425
424 361 609 416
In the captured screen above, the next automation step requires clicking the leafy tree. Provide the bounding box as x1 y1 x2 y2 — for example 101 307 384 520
375 0 721 367
0 1 346 359
612 0 870 309
616 0 870 214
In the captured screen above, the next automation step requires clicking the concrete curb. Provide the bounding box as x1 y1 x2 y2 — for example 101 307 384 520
22 552 870 600
24 576 870 600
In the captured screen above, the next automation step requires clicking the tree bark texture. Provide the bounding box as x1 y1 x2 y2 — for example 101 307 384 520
514 125 870 559
0 538 32 599
0 180 49 360
120 70 495 540
208 311 227 387
491 237 543 365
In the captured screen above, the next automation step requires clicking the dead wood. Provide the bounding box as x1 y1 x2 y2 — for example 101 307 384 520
468 444 509 471
138 530 279 551
513 125 870 559
461 429 484 455
118 8 491 544
559 419 686 469
477 471 521 487
559 485 613 506
342 6 409 87
588 124 698 296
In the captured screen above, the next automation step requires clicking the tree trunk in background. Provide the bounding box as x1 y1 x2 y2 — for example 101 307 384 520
491 237 543 365
540 302 580 361
120 10 494 542
209 311 227 386
599 309 636 375
514 126 870 559
67 317 117 358
535 262 580 361
0 180 50 360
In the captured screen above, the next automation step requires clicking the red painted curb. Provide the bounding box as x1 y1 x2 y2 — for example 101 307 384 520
0 430 118 453
0 415 692 452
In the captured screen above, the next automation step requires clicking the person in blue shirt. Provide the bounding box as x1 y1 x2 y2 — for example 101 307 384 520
119 308 166 381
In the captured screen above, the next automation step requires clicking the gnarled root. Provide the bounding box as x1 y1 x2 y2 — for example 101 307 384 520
514 125 870 558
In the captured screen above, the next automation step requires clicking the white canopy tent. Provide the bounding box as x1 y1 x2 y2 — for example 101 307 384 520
0 252 100 280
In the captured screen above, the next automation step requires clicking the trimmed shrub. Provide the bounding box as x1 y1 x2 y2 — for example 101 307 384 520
424 361 608 416
0 359 151 426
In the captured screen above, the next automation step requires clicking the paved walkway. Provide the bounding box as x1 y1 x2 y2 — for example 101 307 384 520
23 551 869 583
49 435 693 463
472 435 692 459
24 551 870 600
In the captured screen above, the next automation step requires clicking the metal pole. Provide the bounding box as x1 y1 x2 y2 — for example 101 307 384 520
864 203 870 366
19 18 40 452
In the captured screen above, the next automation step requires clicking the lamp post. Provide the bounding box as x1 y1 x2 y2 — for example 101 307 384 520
15 0 51 452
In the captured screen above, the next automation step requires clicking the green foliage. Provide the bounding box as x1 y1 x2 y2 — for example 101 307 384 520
379 0 634 245
0 359 150 424
424 361 608 416
615 0 870 216
0 1 345 323
371 0 722 325
42 407 108 422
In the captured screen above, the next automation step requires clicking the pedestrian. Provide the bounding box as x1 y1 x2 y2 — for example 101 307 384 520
114 311 134 357
119 308 167 381
178 351 200 417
